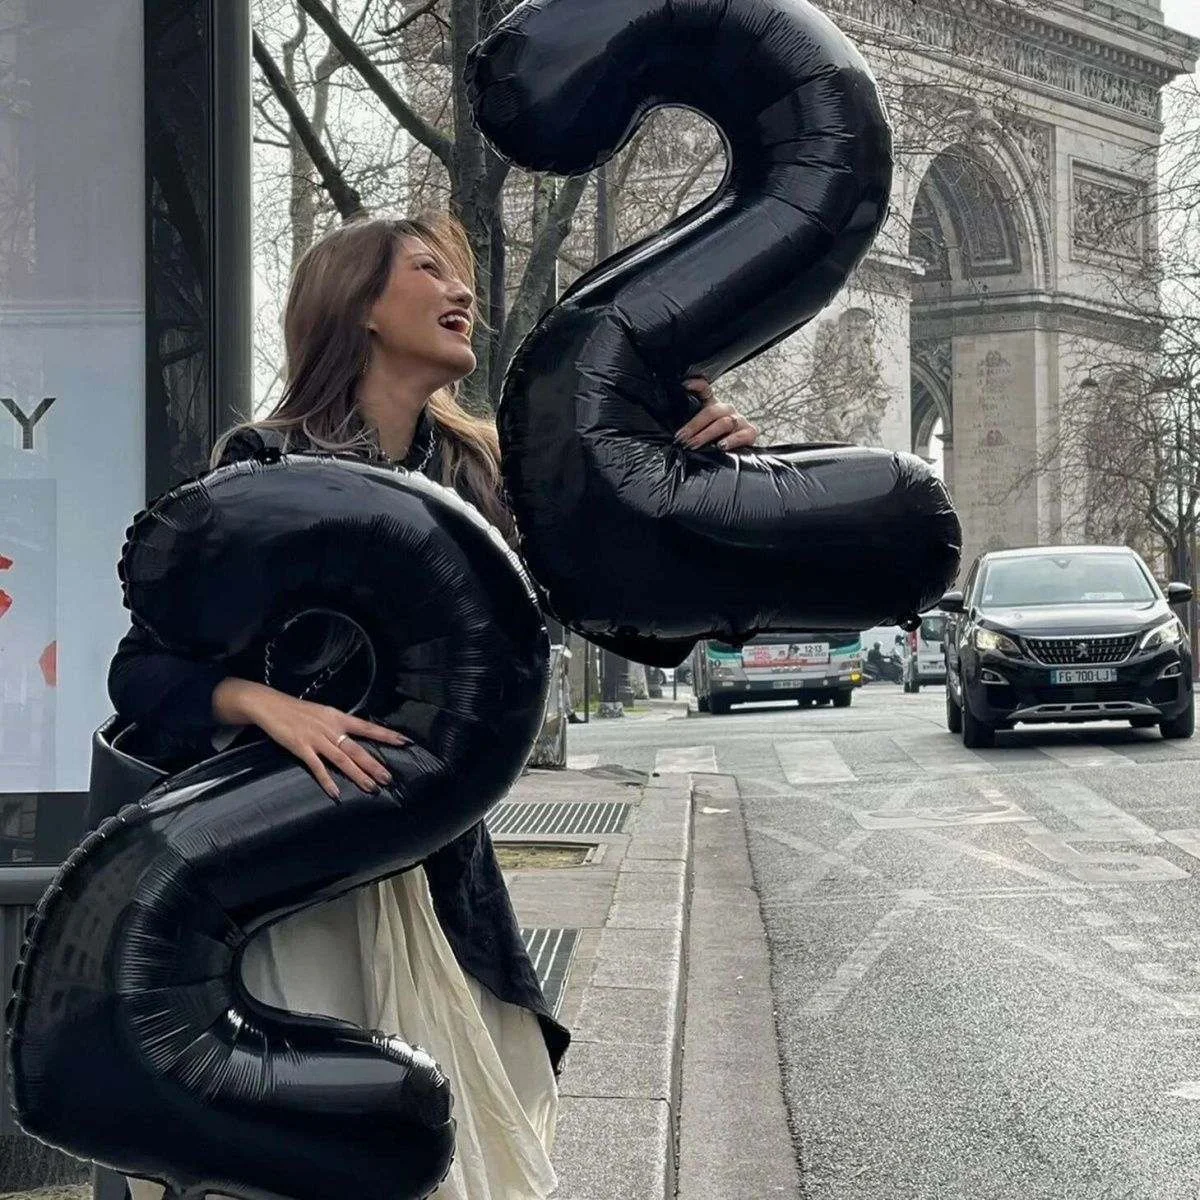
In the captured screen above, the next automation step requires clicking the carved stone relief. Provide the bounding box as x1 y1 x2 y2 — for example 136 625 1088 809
826 0 1161 121
1000 113 1053 214
1071 162 1146 261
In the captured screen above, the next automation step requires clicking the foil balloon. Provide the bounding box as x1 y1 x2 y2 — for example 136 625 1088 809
8 454 550 1200
467 0 962 666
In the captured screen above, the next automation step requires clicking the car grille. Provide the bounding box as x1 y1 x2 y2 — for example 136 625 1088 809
1024 635 1137 665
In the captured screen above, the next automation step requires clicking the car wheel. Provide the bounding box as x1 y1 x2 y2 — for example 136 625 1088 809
1129 716 1158 730
946 686 963 734
1161 696 1195 740
961 696 996 749
711 696 731 716
832 690 853 709
697 693 710 713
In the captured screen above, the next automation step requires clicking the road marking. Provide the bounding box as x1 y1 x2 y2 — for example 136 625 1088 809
1160 828 1200 864
979 926 1199 1018
799 890 928 1017
1166 1081 1200 1100
1039 743 1130 769
1134 962 1184 985
854 799 1030 830
654 744 717 774
908 829 1087 889
1037 776 1160 843
773 739 856 785
897 731 991 775
1024 828 1189 883
567 753 599 770
752 824 885 884
1100 935 1151 954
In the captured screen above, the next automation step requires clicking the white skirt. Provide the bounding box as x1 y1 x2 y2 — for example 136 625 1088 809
127 868 559 1200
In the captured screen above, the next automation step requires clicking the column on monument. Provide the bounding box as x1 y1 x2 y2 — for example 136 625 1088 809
950 330 1043 567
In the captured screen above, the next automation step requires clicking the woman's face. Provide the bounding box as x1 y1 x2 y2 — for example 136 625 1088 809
366 235 476 384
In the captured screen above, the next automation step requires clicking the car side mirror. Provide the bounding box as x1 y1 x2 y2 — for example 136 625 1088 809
938 590 964 614
1166 581 1193 605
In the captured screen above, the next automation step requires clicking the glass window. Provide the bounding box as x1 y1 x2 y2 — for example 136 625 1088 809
979 554 1156 608
0 0 145 808
919 614 946 642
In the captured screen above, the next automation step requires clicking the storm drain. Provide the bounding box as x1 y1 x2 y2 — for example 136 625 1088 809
487 801 631 837
521 927 579 1015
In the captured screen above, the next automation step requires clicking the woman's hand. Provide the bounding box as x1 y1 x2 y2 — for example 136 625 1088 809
212 678 407 800
674 377 759 452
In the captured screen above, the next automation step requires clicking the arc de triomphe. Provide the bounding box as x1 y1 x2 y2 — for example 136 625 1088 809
806 0 1199 575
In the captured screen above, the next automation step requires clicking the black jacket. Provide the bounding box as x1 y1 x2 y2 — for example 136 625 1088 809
107 416 570 1073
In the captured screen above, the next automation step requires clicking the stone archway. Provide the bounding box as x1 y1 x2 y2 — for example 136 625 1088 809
908 139 1052 566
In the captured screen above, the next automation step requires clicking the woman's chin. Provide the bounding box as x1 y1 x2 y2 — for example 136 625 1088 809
440 347 478 381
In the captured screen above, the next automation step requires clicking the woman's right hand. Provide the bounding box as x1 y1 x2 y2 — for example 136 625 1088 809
212 678 408 800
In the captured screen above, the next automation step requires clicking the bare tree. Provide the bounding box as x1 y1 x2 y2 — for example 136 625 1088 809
251 0 589 410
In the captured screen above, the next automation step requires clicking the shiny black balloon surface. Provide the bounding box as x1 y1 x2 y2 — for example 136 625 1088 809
467 0 961 665
8 455 550 1200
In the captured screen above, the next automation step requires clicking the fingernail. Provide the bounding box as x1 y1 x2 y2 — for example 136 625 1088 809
719 439 731 450
382 772 393 784
329 787 341 800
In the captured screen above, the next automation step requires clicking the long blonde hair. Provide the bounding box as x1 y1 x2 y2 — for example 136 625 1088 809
214 214 513 540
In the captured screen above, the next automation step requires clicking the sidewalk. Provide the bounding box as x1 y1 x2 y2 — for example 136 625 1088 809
501 756 800 1199
500 764 691 1199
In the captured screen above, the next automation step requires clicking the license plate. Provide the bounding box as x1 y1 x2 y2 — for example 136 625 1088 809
772 680 794 689
1051 668 1116 685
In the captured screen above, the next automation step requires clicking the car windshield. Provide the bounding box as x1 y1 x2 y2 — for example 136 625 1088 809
919 615 945 642
979 554 1156 607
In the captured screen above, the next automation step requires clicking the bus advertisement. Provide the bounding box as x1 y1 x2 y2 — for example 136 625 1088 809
691 632 863 714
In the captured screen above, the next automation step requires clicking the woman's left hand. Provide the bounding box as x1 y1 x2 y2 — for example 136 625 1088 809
674 377 759 452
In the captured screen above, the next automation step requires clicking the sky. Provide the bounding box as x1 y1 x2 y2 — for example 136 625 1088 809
1162 0 1200 40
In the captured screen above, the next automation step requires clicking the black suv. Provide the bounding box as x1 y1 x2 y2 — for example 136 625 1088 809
941 546 1194 748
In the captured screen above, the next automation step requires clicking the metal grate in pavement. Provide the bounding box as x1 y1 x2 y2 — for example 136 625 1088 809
487 801 631 837
521 927 579 1016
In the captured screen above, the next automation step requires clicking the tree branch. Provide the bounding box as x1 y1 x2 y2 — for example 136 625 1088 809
496 173 590 375
295 0 454 168
252 32 366 221
376 0 440 38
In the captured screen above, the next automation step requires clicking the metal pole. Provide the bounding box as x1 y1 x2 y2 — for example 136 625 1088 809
582 639 591 723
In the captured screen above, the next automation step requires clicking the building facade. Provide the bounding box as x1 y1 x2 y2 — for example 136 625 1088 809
817 0 1200 571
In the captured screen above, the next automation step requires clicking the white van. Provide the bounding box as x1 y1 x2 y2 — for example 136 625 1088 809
902 612 948 691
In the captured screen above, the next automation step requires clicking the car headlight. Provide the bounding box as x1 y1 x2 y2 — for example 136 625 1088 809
974 627 1022 656
1140 619 1185 652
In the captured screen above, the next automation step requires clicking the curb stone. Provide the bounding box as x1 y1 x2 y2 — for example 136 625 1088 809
546 774 694 1200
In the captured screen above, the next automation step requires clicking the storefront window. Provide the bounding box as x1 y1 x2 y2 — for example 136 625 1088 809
0 0 145 843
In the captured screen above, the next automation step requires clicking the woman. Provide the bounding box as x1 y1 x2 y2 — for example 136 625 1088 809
108 213 758 1200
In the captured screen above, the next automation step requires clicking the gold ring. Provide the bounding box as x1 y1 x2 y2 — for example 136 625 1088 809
335 733 349 747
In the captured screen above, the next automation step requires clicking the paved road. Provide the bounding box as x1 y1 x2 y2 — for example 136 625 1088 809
568 684 1200 1199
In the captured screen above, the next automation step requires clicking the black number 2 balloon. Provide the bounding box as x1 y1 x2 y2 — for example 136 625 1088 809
8 457 550 1200
467 0 962 666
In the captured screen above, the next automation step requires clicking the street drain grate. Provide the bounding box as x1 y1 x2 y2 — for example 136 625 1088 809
521 927 579 1016
487 801 631 837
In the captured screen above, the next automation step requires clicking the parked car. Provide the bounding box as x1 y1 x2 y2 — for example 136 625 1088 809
902 612 948 692
941 545 1194 748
